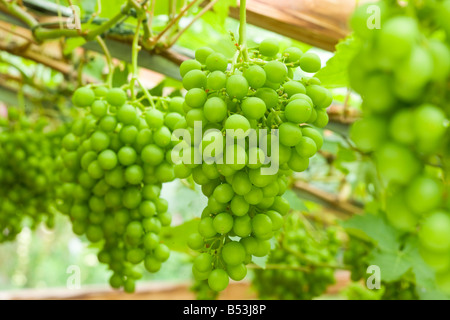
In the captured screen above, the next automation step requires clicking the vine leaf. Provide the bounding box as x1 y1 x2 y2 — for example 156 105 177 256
161 218 200 254
284 189 308 212
64 38 87 56
342 213 400 252
315 35 362 89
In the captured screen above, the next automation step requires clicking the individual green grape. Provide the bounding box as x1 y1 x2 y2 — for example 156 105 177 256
284 47 303 63
213 212 234 234
106 88 127 107
183 70 207 90
279 122 302 147
185 88 207 109
255 88 278 109
299 52 322 73
72 87 95 107
419 211 450 252
264 61 287 83
180 59 202 77
207 269 229 292
243 65 266 89
205 52 228 72
222 241 246 266
226 75 249 100
241 97 266 120
259 38 279 57
203 97 228 123
195 47 214 64
284 99 312 124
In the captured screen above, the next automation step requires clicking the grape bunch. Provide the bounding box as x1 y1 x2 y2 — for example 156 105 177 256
59 86 180 292
252 213 340 300
343 235 373 282
174 39 332 292
0 108 63 242
349 0 450 293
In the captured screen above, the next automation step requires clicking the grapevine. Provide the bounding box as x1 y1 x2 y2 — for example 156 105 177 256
0 108 64 243
59 85 182 292
349 0 450 294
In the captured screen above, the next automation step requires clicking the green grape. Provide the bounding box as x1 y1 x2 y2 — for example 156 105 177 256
264 61 287 83
203 97 228 123
227 264 247 281
241 97 266 120
117 104 137 125
213 212 234 234
91 100 108 118
284 47 303 63
419 211 450 252
183 70 207 90
72 87 95 107
207 71 227 90
259 38 279 57
283 81 306 97
195 47 214 64
299 52 321 73
226 75 249 100
180 59 202 77
284 99 312 124
188 233 204 250
106 88 127 107
222 241 246 266
207 269 229 292
205 52 228 72
243 65 266 89
255 88 278 109
185 88 207 109
279 122 302 147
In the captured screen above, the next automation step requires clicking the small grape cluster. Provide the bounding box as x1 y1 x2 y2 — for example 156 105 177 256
59 86 181 292
252 213 340 300
175 39 332 292
349 0 450 293
0 108 63 242
343 235 373 282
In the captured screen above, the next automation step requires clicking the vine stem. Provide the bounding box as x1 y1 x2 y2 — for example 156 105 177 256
130 18 143 100
167 0 220 48
136 79 156 108
149 0 202 47
238 0 248 62
95 35 113 88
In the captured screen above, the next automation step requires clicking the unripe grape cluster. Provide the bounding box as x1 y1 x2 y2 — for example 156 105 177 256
177 40 332 292
59 86 179 292
0 108 63 242
252 213 340 300
349 0 450 293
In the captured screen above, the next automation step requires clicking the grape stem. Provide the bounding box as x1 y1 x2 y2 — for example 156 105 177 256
130 18 143 100
238 0 249 62
136 78 156 109
95 35 113 88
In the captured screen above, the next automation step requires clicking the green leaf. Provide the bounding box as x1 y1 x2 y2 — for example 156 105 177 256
315 35 362 88
99 0 127 18
112 63 129 88
212 0 237 28
284 189 308 212
160 218 200 254
368 248 412 282
83 55 105 80
342 213 400 252
63 37 87 56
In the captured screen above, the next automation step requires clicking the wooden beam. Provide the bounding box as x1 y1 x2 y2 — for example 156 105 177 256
293 181 364 218
230 0 363 51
